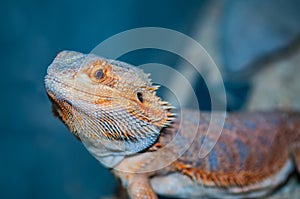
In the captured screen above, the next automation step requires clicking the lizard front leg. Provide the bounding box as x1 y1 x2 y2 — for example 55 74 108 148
127 174 157 199
116 172 157 199
291 144 300 173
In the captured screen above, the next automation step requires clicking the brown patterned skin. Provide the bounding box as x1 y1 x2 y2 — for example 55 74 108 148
45 51 300 199
167 111 300 186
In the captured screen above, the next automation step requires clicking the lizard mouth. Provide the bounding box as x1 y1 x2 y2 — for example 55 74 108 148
45 75 65 94
44 75 82 123
45 75 90 102
45 74 118 101
45 76 73 118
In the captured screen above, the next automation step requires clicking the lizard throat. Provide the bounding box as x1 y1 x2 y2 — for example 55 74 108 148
46 88 167 155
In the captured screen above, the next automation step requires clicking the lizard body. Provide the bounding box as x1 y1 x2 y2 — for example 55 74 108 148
45 51 300 198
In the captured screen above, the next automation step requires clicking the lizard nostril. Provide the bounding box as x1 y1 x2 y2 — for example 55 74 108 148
137 92 143 103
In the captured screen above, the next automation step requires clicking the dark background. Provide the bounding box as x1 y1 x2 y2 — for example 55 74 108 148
1 0 300 198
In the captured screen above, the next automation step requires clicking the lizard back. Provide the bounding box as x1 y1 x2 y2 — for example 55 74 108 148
154 110 300 187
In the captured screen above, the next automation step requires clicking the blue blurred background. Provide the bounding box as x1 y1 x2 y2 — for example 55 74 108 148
1 0 300 198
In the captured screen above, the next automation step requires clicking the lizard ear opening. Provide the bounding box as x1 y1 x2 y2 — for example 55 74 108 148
137 92 143 103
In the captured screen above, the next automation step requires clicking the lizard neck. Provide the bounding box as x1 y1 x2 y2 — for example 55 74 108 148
82 140 126 168
83 117 178 168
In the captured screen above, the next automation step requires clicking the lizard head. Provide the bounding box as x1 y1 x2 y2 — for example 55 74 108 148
45 51 174 157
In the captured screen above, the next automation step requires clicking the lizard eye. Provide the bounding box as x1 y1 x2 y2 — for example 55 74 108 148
94 69 104 80
137 92 143 103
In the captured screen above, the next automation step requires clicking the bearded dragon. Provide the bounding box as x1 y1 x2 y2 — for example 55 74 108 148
44 51 300 198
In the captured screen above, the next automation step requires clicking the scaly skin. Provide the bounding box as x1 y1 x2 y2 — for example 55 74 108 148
45 51 300 199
